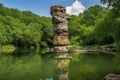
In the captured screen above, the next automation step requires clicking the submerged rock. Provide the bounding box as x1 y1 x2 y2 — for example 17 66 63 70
104 73 120 80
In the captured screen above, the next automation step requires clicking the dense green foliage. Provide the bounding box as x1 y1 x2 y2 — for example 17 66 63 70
0 3 53 49
100 0 120 49
0 1 120 50
68 5 107 45
68 3 120 50
101 0 120 12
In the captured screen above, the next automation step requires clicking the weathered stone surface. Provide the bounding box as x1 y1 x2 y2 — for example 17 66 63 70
51 5 70 32
53 35 69 46
102 44 116 52
51 5 70 23
57 31 68 36
53 22 68 32
51 5 70 53
104 73 120 80
54 46 68 53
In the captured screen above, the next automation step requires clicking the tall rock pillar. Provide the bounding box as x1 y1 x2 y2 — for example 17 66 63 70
51 5 70 56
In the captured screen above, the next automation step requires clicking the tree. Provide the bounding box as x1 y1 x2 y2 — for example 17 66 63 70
0 23 8 44
99 0 120 50
81 5 104 26
68 15 82 45
101 0 120 13
68 5 105 45
0 3 53 49
94 10 114 44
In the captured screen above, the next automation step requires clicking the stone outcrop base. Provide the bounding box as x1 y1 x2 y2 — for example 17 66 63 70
53 35 69 46
104 73 120 80
54 46 69 53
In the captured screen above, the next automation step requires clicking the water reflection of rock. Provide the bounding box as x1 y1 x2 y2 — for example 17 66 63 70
54 56 71 80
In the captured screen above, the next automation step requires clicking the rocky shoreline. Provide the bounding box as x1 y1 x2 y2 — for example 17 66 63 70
103 73 120 80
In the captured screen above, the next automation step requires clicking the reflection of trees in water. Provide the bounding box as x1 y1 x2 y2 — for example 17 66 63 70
69 53 120 80
113 53 120 72
39 55 55 79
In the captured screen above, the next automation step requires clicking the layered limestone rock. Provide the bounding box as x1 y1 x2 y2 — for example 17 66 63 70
51 5 70 54
104 74 120 80
53 35 69 46
54 46 69 53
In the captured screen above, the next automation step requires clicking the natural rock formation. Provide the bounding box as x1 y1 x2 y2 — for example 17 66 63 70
53 35 69 46
102 44 116 52
103 73 120 80
51 5 70 54
51 6 72 80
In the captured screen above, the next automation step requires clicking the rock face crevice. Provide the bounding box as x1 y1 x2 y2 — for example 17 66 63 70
51 5 70 54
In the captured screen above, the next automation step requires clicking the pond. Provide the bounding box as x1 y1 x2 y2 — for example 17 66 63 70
0 51 120 80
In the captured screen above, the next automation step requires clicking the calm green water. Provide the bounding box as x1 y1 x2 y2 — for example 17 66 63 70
0 51 120 80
